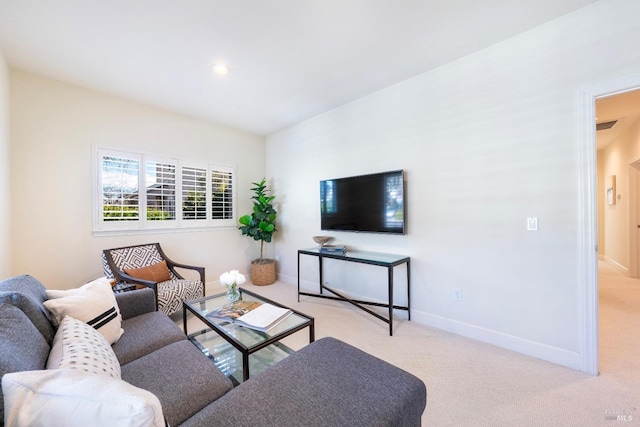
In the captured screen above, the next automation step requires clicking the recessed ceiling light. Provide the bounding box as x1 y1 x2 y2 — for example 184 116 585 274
212 64 229 76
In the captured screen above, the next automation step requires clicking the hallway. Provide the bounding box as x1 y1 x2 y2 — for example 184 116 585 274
598 260 640 384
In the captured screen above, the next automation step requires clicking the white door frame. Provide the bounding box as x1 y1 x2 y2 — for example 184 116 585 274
578 74 640 375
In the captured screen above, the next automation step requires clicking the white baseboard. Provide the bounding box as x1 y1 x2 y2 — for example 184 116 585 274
280 271 582 371
602 256 629 275
410 309 583 371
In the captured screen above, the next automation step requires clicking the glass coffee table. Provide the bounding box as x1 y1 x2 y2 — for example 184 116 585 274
183 288 314 385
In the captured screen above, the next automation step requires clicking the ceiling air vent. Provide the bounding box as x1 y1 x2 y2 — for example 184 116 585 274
596 120 618 131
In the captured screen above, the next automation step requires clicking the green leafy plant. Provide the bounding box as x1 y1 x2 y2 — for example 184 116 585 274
103 205 139 220
238 178 277 261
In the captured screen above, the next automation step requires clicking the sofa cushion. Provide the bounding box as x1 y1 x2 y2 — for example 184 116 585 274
0 303 50 423
47 315 121 379
180 337 427 427
113 311 186 365
44 277 124 344
2 369 164 427
124 260 171 283
0 274 55 343
121 340 233 427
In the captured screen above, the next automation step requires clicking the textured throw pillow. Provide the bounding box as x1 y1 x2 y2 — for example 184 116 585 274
124 260 171 283
44 277 124 344
47 315 121 379
2 369 165 427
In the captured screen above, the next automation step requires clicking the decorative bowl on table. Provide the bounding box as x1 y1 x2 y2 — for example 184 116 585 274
312 236 333 248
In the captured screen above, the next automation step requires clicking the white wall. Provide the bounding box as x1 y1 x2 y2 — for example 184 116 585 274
0 49 10 277
10 70 265 289
266 0 640 370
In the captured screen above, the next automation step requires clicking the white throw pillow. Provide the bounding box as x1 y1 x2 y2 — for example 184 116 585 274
44 277 124 344
47 315 121 379
2 369 164 427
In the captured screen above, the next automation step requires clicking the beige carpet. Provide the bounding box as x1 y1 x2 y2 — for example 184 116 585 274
177 264 639 426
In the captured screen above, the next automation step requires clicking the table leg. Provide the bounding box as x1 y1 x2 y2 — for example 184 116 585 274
388 266 394 336
183 306 188 335
319 255 324 295
407 260 411 321
243 352 250 381
297 252 301 302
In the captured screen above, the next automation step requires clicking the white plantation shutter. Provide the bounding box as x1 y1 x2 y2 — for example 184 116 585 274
211 168 233 220
95 148 236 233
145 161 176 221
181 166 207 220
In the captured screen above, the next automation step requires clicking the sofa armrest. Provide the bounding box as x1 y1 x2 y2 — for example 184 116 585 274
115 288 156 320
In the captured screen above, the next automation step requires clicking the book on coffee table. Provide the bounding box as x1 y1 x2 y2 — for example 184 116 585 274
207 300 261 320
208 300 292 332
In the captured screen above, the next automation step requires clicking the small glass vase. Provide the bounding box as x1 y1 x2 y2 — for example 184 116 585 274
226 284 240 302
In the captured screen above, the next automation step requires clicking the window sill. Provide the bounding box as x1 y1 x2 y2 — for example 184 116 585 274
93 225 238 237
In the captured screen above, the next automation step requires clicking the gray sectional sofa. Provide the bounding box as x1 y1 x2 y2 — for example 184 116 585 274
0 275 427 426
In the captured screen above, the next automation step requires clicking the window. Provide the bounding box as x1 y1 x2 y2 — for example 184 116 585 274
102 155 140 221
95 148 236 233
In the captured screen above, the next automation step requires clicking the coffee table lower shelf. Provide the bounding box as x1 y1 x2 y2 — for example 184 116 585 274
188 328 294 386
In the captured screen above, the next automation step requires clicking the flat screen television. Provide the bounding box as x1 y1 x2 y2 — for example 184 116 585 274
320 170 405 234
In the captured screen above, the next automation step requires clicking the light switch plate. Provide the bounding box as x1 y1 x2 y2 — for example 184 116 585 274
527 217 538 231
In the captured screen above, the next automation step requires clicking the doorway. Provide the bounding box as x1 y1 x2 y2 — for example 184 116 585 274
595 88 640 377
596 89 640 278
579 74 640 376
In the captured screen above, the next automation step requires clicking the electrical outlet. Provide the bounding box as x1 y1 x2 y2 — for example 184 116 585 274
453 289 462 301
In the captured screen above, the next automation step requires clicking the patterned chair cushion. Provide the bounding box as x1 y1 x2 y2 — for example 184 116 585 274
103 245 178 280
157 280 203 316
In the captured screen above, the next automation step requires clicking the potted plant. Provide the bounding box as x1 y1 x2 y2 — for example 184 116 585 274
238 178 277 285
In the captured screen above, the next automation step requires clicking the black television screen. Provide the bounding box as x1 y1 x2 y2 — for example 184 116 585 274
320 170 405 234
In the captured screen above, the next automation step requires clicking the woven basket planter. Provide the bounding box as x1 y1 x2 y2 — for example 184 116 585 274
251 259 276 286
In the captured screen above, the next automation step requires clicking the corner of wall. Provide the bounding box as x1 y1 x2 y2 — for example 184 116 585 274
0 50 11 277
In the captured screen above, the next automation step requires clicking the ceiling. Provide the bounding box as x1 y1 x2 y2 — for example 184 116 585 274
596 89 640 151
0 0 600 136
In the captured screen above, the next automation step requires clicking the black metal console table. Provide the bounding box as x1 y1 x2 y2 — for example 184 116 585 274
297 248 410 336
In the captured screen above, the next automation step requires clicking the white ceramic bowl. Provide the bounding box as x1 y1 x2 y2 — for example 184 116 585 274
312 236 333 246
